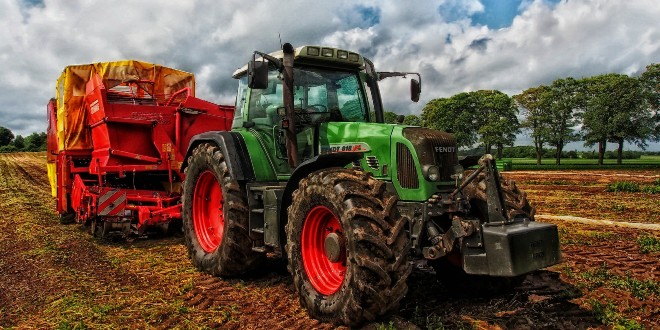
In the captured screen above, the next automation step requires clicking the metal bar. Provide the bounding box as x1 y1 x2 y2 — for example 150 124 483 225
109 149 160 163
449 165 485 199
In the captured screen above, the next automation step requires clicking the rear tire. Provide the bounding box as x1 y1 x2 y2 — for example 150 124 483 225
286 168 411 326
182 143 263 277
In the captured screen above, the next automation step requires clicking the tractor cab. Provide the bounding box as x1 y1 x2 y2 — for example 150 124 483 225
231 45 421 173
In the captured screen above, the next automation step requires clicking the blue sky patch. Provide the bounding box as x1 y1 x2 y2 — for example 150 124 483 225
357 5 380 27
344 5 381 29
22 0 45 8
470 0 520 29
440 0 562 29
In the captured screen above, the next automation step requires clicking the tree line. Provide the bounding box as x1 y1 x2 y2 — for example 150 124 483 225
0 127 47 153
402 63 659 165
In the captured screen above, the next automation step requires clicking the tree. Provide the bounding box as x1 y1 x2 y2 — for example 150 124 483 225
514 85 553 165
546 78 582 165
422 91 519 153
24 132 47 151
402 114 421 126
12 135 25 150
422 93 480 149
0 126 14 146
640 63 659 140
582 74 651 164
473 90 520 159
383 111 399 124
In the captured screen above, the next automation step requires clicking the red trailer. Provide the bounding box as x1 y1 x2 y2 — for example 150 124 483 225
47 61 233 236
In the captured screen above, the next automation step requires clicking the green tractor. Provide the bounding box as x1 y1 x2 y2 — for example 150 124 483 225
181 43 560 326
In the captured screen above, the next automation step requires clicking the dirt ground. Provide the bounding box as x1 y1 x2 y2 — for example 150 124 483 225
0 153 658 329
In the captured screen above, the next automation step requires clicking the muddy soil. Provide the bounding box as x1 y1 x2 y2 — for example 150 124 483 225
1 153 658 329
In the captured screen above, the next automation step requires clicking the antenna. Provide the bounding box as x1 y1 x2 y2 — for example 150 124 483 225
278 33 283 49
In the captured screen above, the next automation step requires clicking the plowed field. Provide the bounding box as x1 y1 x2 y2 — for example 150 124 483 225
1 153 658 329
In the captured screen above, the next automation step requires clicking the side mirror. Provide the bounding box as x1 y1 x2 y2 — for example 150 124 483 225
248 60 269 89
410 78 421 102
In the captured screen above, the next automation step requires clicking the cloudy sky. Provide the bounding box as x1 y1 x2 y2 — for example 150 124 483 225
1 0 659 149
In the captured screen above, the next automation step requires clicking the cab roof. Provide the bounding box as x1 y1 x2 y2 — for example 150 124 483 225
232 45 365 78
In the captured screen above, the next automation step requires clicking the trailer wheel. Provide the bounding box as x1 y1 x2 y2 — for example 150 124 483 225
182 143 263 277
59 212 76 225
286 168 411 326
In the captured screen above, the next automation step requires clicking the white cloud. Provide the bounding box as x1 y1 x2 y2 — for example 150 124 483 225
0 0 658 151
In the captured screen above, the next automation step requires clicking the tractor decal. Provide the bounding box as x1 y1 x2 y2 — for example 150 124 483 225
320 142 371 154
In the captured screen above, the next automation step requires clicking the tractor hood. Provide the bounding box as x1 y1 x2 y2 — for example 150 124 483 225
318 122 459 201
318 122 395 178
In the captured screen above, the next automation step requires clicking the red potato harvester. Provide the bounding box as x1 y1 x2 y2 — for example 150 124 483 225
47 61 234 237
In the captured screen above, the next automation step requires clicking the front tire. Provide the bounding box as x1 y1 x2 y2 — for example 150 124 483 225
182 143 263 277
286 168 411 326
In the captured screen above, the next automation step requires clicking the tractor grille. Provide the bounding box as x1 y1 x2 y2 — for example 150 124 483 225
402 127 458 182
396 143 419 189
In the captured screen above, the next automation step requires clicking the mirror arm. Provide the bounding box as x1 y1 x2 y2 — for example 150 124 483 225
253 51 283 70
377 71 422 87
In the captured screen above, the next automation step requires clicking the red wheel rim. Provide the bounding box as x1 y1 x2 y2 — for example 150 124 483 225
193 170 224 253
301 206 346 295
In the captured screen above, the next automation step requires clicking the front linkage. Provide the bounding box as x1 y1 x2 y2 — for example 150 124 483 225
403 154 561 277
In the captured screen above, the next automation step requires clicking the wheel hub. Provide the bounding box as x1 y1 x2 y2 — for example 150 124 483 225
301 205 346 295
324 232 345 262
192 170 224 253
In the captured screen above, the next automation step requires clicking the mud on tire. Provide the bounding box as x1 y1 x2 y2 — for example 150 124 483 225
182 143 264 277
286 168 411 326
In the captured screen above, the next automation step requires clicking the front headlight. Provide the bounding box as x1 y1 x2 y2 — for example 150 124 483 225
423 165 441 182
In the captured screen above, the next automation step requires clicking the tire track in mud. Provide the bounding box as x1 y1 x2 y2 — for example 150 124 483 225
558 223 660 329
182 269 338 329
0 153 159 328
0 153 60 326
398 269 600 329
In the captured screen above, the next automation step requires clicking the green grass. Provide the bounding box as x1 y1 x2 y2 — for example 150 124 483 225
638 235 660 254
573 264 660 300
505 155 660 170
589 300 643 330
606 181 660 194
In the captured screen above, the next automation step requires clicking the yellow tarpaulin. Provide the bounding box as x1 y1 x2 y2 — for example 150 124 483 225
47 162 57 197
55 60 196 151
49 60 196 198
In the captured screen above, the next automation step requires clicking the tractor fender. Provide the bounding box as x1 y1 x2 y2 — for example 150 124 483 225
182 131 255 181
278 152 363 248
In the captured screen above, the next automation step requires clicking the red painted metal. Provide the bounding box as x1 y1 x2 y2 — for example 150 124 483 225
48 62 235 234
192 171 224 253
301 206 346 295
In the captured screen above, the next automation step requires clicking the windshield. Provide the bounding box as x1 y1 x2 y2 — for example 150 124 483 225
245 67 371 127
